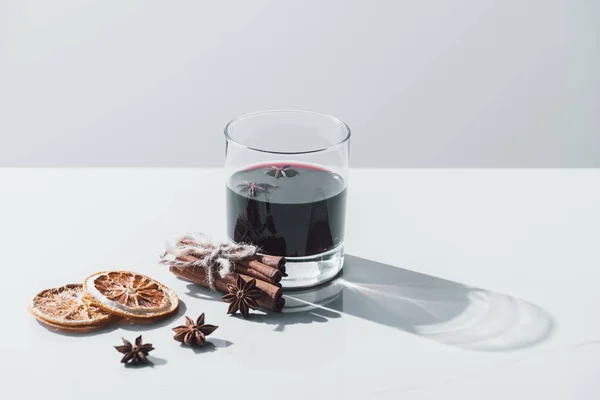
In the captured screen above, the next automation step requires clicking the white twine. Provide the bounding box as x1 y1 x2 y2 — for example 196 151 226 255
159 233 257 290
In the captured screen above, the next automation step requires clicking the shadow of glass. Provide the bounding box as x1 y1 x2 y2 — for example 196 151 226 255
281 254 556 352
246 305 342 332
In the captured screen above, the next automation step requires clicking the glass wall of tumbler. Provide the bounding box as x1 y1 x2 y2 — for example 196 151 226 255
224 110 351 289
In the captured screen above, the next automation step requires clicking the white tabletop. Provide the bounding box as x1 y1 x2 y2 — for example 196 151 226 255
2 168 599 399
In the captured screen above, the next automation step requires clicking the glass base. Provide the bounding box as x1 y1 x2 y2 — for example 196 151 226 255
282 277 344 312
280 243 344 290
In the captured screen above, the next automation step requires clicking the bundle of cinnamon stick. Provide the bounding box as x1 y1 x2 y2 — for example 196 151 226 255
165 237 286 312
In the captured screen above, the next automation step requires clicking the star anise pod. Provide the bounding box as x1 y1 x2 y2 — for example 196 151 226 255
265 165 298 179
114 335 154 365
222 276 262 318
172 313 218 346
236 181 277 197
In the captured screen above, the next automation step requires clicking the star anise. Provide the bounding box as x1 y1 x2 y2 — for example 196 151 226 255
172 313 218 346
114 335 154 365
222 276 262 318
265 165 298 179
236 181 277 197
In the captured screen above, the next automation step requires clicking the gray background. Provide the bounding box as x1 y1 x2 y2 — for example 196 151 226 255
0 0 598 167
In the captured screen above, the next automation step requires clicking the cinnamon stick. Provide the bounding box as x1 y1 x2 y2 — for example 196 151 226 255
186 252 284 284
237 259 282 280
170 265 284 312
255 254 287 276
233 263 282 285
255 254 285 269
177 237 287 276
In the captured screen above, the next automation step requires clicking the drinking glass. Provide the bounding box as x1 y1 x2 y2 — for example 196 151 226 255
224 110 350 289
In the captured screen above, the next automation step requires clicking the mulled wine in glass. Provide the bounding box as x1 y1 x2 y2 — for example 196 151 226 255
224 111 350 289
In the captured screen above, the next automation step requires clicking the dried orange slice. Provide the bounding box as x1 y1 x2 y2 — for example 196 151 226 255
83 271 178 319
29 284 115 331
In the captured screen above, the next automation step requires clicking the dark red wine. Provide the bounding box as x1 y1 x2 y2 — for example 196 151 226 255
227 163 347 257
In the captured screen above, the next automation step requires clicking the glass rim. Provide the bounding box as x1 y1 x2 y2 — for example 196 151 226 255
224 109 351 155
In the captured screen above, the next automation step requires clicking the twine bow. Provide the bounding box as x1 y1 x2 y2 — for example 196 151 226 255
160 233 257 290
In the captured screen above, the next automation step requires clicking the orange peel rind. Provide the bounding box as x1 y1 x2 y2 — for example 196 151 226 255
83 271 179 319
34 318 116 333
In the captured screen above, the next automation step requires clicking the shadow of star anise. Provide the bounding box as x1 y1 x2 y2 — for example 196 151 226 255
114 335 154 365
222 276 262 318
172 313 218 346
